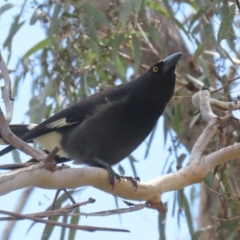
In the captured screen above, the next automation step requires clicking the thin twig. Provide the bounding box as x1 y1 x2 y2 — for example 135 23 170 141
117 51 149 70
0 51 13 123
0 209 129 232
43 147 59 171
0 199 96 221
137 23 159 56
80 202 146 216
0 199 145 221
51 190 62 211
210 76 240 94
63 189 76 204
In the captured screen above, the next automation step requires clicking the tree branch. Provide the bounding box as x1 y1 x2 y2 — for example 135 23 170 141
0 90 239 212
0 52 47 160
0 52 13 123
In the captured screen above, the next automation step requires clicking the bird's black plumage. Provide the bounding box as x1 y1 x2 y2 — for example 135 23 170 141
0 53 182 169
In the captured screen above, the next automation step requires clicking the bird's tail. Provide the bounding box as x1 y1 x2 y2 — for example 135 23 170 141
0 123 72 170
0 124 37 145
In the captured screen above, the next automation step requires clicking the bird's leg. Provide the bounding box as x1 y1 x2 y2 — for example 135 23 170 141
92 156 121 188
92 157 139 189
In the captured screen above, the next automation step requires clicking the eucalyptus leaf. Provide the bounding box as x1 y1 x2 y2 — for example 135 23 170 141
131 34 141 72
0 3 14 15
146 0 170 17
120 0 135 26
217 4 235 43
193 37 211 63
82 3 111 29
23 36 60 58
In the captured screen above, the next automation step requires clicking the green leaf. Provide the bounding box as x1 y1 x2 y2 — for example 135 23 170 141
177 153 186 166
60 215 68 240
3 20 25 50
199 56 212 84
2 0 27 57
68 208 80 240
84 38 100 63
158 205 167 240
173 104 181 135
112 33 125 60
217 4 235 43
114 55 126 79
189 5 212 31
217 219 239 232
146 0 170 17
191 24 201 35
62 12 77 19
193 37 211 63
83 13 97 40
30 9 49 25
118 164 125 175
189 113 200 129
12 150 21 163
30 10 40 25
41 210 60 240
39 189 81 239
185 1 198 11
162 0 174 15
144 123 158 159
131 34 141 72
163 107 173 146
192 230 204 240
173 18 188 36
0 3 14 15
219 44 236 64
120 0 135 26
49 4 62 35
23 36 60 58
182 192 194 236
128 155 138 178
82 3 111 29
178 190 194 236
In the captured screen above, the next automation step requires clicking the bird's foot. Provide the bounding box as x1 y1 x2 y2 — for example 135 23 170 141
92 157 139 189
119 175 140 189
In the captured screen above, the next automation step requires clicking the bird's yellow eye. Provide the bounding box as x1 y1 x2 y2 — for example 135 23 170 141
152 66 158 72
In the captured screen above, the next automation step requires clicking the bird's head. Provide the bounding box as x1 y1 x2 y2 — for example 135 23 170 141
143 52 182 103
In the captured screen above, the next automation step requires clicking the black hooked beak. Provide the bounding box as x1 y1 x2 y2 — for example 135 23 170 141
162 52 182 73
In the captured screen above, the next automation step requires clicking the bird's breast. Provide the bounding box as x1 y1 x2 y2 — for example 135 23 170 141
64 99 162 166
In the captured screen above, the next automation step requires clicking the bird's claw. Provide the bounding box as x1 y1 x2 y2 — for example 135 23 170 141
93 156 139 189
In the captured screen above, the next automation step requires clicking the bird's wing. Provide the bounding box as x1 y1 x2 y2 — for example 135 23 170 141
0 83 129 156
21 83 129 142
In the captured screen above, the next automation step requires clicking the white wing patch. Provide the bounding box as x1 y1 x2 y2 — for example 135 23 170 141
33 118 79 158
46 118 77 129
34 132 69 158
27 124 38 130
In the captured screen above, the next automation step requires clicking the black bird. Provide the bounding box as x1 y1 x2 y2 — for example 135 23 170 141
0 53 182 184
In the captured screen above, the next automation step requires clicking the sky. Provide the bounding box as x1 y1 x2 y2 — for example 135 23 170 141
0 1 193 240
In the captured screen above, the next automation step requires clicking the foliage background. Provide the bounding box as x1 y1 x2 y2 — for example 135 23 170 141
0 0 240 239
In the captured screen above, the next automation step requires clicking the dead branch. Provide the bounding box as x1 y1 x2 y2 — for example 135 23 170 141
0 52 47 161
